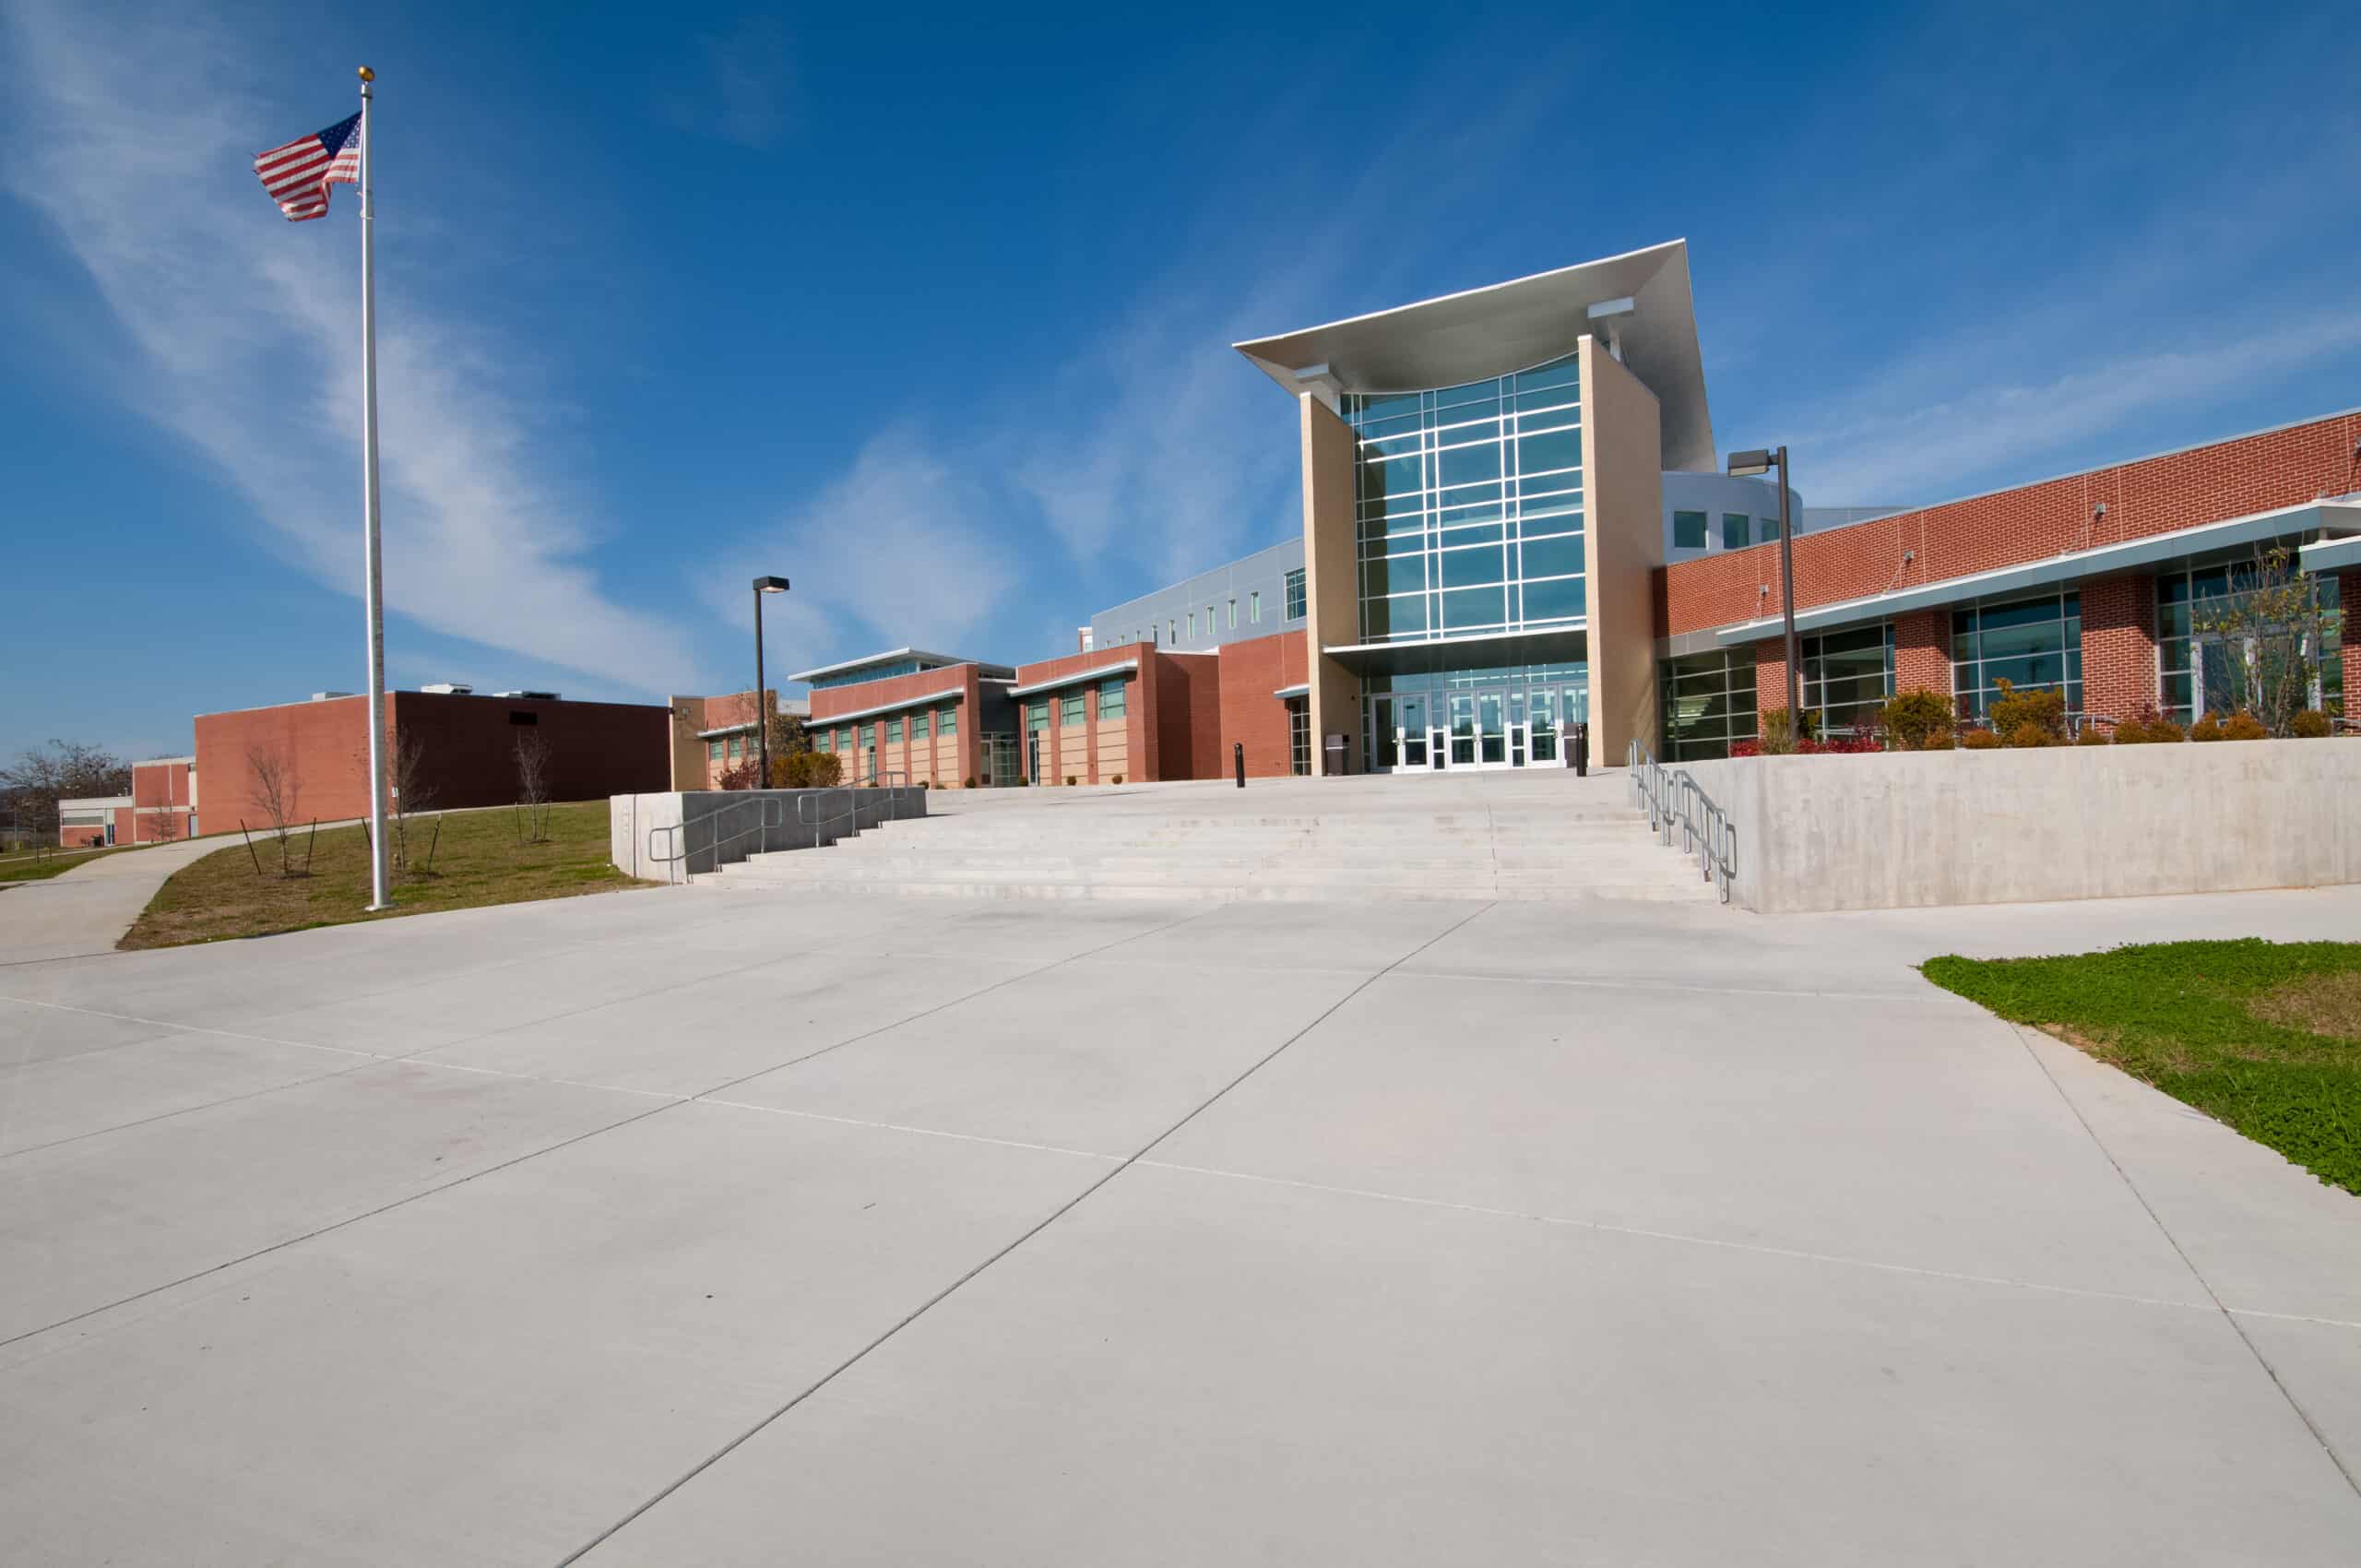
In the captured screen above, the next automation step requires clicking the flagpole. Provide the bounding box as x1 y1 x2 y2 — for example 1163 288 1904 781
358 65 391 912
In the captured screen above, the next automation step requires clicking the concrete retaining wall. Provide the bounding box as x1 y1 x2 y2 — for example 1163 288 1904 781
610 787 928 880
1681 740 2361 913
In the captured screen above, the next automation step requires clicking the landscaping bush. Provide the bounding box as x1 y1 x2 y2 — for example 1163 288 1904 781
779 749 841 788
1879 688 1954 751
1920 727 1956 751
2293 708 2332 738
1987 678 2067 742
964 777 976 788
1112 773 1125 784
1730 740 1763 758
1961 728 2001 750
1065 775 1078 787
2112 706 2185 743
2222 709 2271 742
1758 707 1816 755
2075 727 2110 746
1800 732 1881 754
2003 720 2062 748
2189 712 2225 742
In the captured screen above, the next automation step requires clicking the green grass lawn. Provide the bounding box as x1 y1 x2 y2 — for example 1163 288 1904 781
0 842 140 884
121 801 647 949
1922 940 2361 1194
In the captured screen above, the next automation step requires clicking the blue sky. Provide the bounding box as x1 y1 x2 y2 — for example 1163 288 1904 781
5 0 2358 761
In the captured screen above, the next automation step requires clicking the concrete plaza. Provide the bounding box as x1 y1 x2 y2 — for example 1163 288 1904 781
2 861 2358 1562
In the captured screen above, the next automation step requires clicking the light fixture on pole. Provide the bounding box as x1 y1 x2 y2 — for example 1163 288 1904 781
752 576 789 785
1727 446 1799 725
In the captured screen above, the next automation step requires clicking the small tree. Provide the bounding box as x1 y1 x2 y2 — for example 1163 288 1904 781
514 731 553 844
2190 546 2325 737
246 743 302 875
1879 689 1954 751
0 739 131 846
144 806 183 843
1988 679 2067 744
385 731 437 873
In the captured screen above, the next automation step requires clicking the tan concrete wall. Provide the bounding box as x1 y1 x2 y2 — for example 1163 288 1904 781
1581 337 1667 759
1683 740 2361 913
1299 392 1361 773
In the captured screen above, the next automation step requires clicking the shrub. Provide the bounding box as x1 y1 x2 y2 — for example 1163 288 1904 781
2111 705 2184 743
1920 727 1956 751
1065 775 1078 787
1800 731 1881 754
2189 712 2224 742
778 749 841 788
1961 728 2002 750
1987 678 2067 742
965 777 977 788
2003 720 2061 749
2222 709 2271 742
1111 773 1124 784
1758 707 1816 755
1879 689 1954 751
2075 727 2110 746
2292 708 2332 738
1730 740 1763 758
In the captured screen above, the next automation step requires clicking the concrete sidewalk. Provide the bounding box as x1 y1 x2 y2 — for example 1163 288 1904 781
0 835 241 965
0 882 2355 1563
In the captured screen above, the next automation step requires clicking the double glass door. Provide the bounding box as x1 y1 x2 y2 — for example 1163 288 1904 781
1370 683 1587 771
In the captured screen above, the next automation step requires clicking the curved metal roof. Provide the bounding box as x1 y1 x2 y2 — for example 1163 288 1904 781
1232 239 1714 471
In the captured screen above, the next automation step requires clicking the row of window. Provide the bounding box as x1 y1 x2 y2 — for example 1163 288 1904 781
1024 678 1129 731
1672 510 1784 551
1116 569 1309 649
808 705 961 754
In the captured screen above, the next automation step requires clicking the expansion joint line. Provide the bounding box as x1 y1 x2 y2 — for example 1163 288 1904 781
2009 1024 2361 1502
551 900 1501 1566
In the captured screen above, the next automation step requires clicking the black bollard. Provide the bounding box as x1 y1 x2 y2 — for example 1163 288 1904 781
1233 742 1245 788
1572 721 1590 778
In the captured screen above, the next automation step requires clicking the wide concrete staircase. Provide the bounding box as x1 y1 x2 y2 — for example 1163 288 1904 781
704 772 1717 903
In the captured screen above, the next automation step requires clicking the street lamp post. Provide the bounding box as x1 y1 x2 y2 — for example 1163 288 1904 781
1727 447 1799 724
752 576 789 785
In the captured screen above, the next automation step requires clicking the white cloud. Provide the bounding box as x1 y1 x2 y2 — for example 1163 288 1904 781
717 427 1017 674
1793 312 2361 505
1 1 702 696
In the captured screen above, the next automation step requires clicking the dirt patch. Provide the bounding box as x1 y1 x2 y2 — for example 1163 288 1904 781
2244 972 2361 1041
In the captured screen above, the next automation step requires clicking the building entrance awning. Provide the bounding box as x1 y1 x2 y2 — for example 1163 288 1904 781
1320 625 1588 678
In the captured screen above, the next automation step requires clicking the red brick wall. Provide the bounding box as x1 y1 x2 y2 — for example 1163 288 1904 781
1215 630 1309 778
1148 653 1221 780
2341 570 2361 711
1664 411 2361 637
2080 575 2160 722
1011 650 1154 783
1893 611 1948 697
196 693 669 828
128 759 198 841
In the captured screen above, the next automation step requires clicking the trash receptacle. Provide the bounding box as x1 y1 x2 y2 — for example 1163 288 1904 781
1323 732 1348 776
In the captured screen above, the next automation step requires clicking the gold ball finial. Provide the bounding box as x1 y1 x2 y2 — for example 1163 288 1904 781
357 65 375 81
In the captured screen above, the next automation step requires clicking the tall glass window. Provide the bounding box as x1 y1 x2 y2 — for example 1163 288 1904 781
1344 352 1584 645
911 711 931 739
885 718 903 742
1097 678 1127 719
1801 624 1894 733
1952 591 2081 721
1059 692 1086 727
1661 649 1758 760
1288 698 1311 776
1721 514 1750 552
1024 701 1047 733
1283 569 1306 621
1251 590 1262 624
937 705 957 737
1671 511 1706 550
2159 560 2343 722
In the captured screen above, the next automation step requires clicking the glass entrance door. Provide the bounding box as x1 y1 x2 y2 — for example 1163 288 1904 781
1477 694 1506 766
1370 695 1402 770
1447 695 1477 766
1529 689 1559 764
1399 695 1429 769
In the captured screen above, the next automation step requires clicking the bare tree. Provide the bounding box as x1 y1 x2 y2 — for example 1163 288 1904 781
246 743 302 875
386 731 436 872
144 805 183 844
514 731 552 845
2189 546 2330 736
0 739 131 846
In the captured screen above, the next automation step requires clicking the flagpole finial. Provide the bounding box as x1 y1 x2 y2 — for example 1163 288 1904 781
357 65 375 82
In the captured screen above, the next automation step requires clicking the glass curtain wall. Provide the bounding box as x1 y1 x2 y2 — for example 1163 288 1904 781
1952 591 2082 721
1360 660 1587 771
1343 353 1585 645
1661 649 1758 760
1801 624 1894 734
2158 560 2343 722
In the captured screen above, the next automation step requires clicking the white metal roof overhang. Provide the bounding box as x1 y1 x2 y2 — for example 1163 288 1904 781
805 687 967 726
1006 659 1141 699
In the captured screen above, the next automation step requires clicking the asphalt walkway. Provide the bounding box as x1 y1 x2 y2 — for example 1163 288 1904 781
0 869 2355 1562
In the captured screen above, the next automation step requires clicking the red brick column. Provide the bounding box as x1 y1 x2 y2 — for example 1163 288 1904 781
1892 610 1950 699
2080 573 2159 722
1753 638 1791 727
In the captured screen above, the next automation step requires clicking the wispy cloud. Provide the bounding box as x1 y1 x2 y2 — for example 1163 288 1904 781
660 17 794 149
718 427 1016 672
1 1 701 695
1795 312 2361 504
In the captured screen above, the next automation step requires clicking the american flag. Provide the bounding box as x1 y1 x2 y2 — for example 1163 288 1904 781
253 111 361 221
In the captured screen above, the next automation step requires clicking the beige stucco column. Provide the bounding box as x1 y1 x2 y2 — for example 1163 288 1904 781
1299 392 1362 774
1578 336 1667 761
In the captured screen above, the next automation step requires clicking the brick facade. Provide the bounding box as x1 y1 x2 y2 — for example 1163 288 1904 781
1663 411 2361 639
1215 630 1311 778
129 757 197 842
2079 574 2160 722
807 666 989 787
194 692 669 830
1892 611 1948 698
1010 648 1161 784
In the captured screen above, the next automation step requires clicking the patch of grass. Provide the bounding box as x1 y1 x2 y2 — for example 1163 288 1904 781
1921 940 2361 1194
121 802 647 950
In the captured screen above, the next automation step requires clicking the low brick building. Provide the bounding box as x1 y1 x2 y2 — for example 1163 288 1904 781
795 650 1019 788
193 688 671 831
668 689 814 790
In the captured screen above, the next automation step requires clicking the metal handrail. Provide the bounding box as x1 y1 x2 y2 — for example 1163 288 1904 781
646 793 785 885
796 787 859 848
1626 740 1737 904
